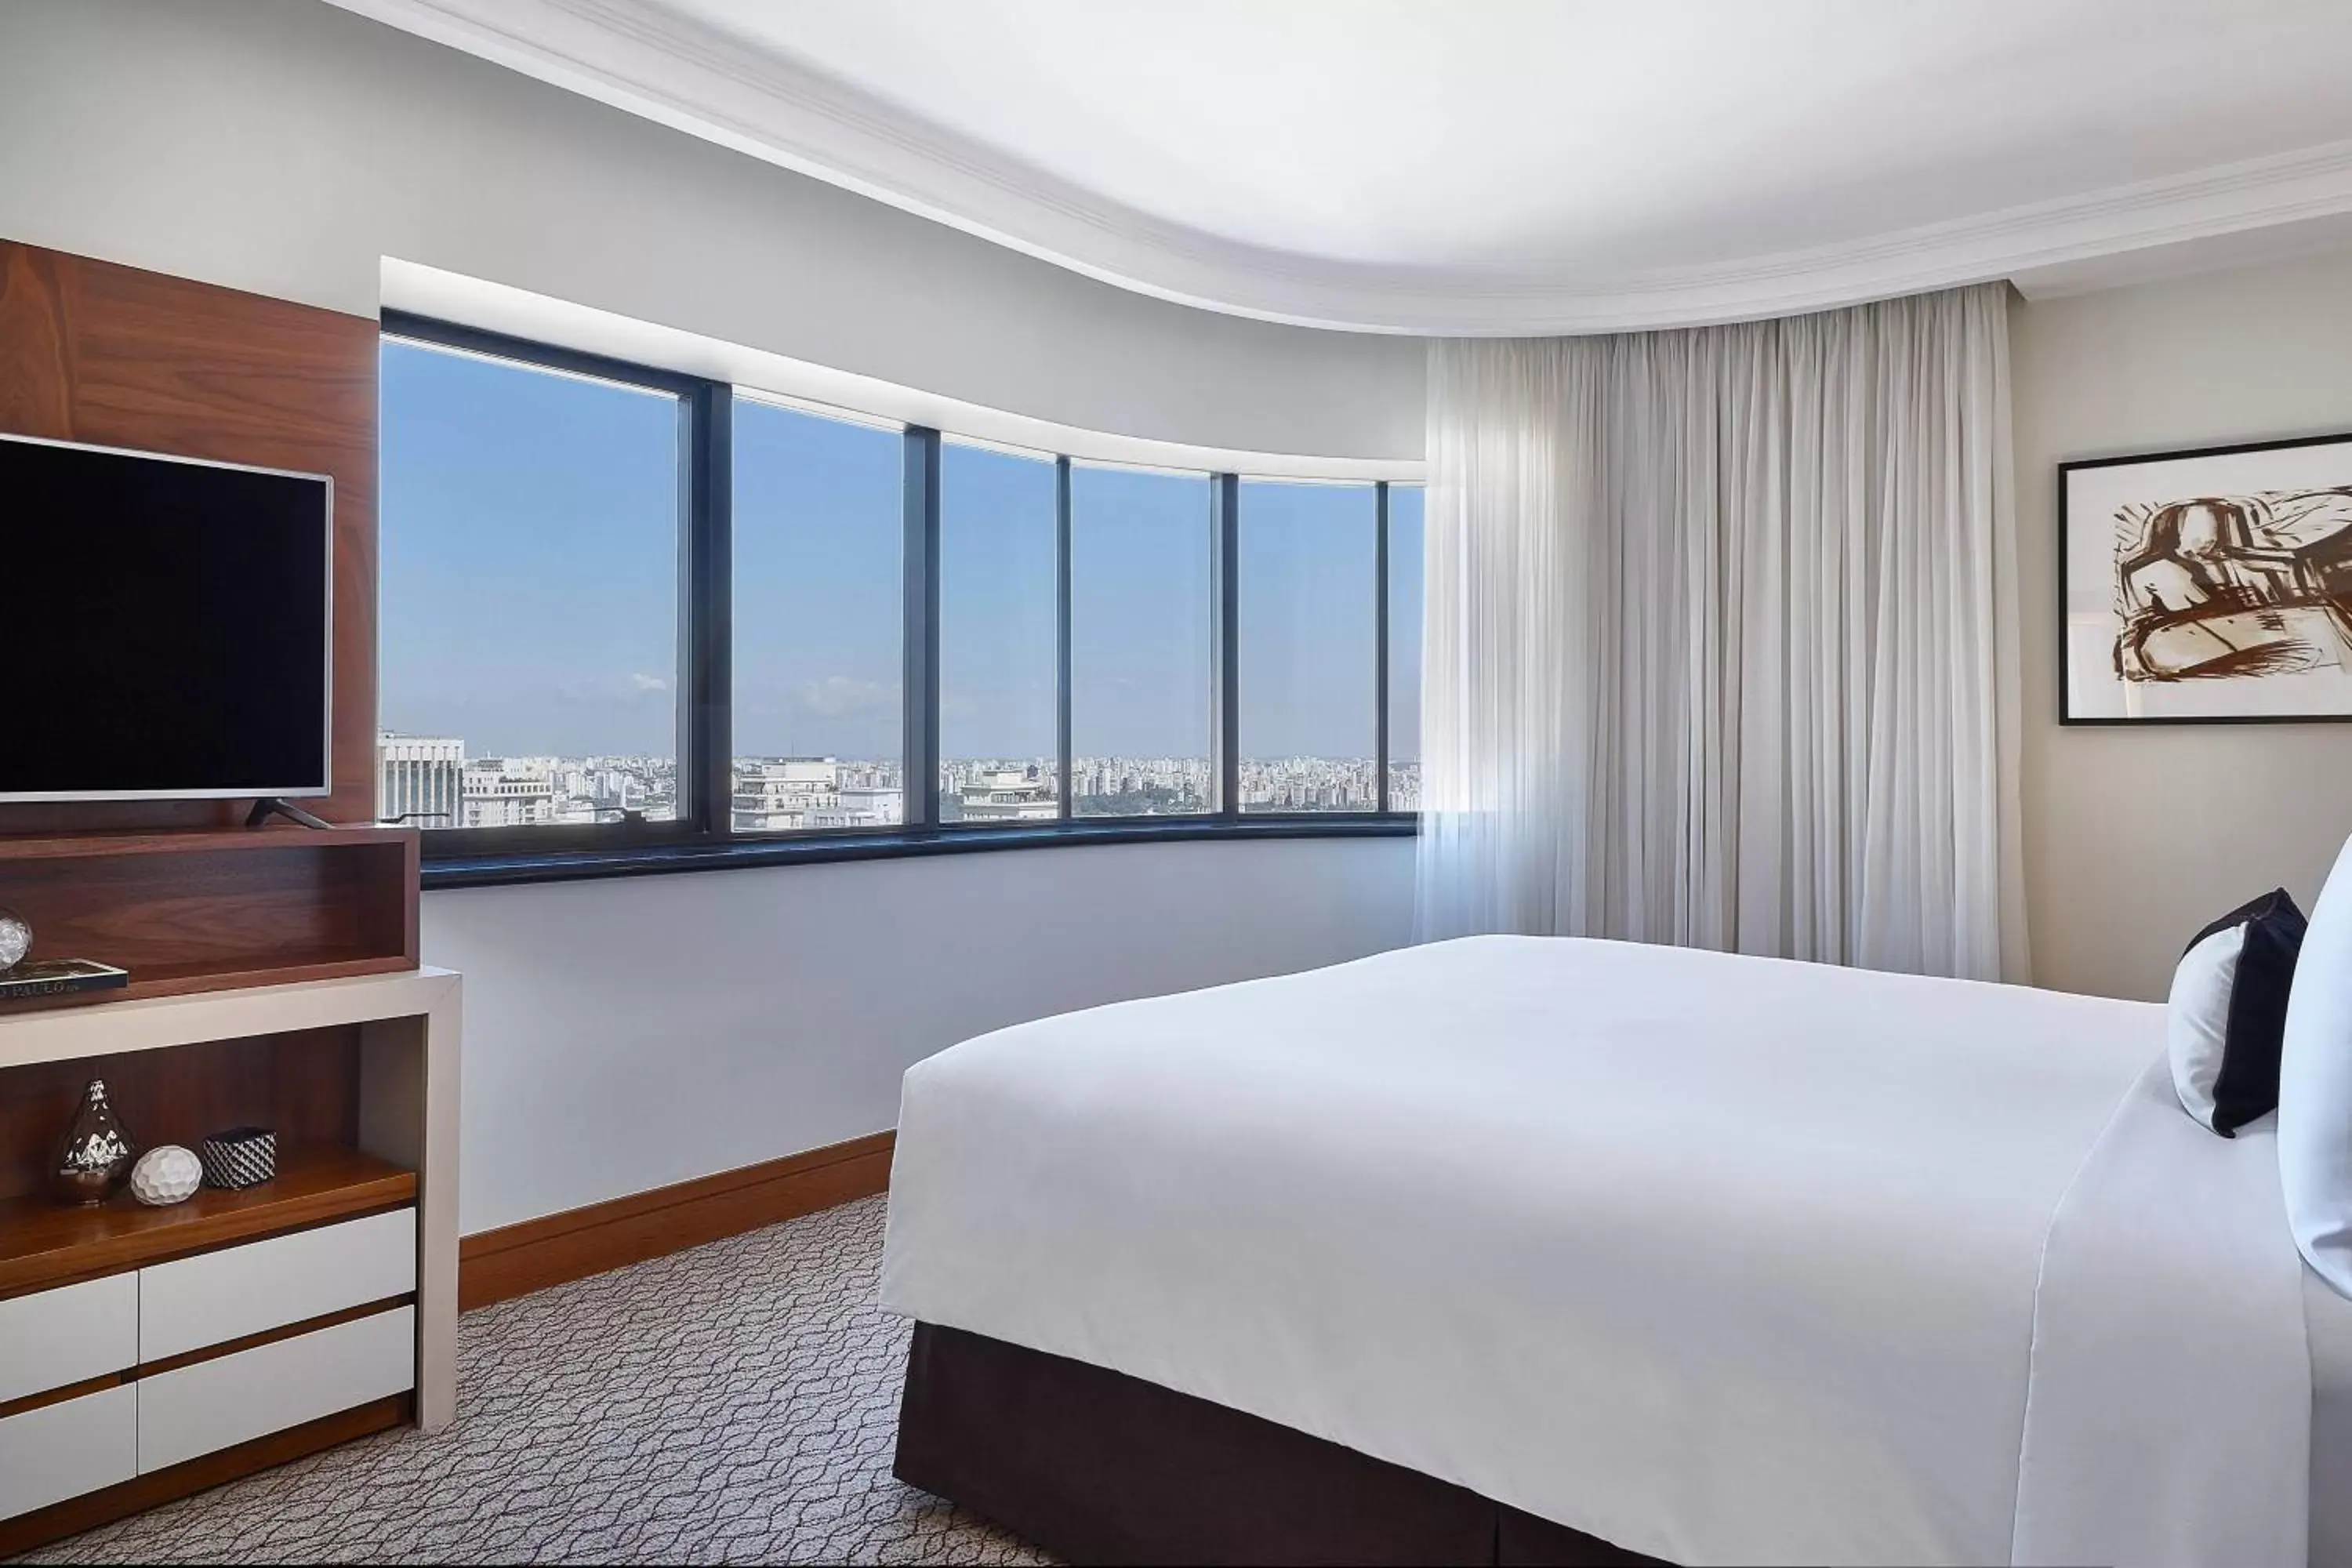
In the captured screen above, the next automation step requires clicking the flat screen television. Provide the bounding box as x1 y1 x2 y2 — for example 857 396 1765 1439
0 433 332 802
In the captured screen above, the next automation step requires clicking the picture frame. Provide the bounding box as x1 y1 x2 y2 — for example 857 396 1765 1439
2059 431 2352 725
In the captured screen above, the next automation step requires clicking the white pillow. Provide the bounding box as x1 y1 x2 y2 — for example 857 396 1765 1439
2281 832 2352 1298
2171 926 2245 1126
2168 890 2305 1136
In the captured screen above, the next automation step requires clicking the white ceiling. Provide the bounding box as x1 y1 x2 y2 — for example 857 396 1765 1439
333 0 2352 334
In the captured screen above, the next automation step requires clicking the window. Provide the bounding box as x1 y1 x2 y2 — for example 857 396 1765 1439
1387 484 1425 812
1238 479 1378 812
379 314 1417 879
1070 463 1214 817
732 397 904 832
379 334 684 833
938 440 1061 822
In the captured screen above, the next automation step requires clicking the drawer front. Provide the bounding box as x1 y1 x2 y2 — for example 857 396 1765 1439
139 1207 416 1363
136 1305 414 1473
0 1385 137 1521
0 1272 139 1406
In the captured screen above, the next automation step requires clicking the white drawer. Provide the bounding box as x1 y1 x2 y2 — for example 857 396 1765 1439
136 1304 414 1473
0 1273 138 1406
139 1207 416 1363
0 1384 137 1521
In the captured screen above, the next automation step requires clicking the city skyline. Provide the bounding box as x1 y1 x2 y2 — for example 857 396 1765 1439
379 732 1421 831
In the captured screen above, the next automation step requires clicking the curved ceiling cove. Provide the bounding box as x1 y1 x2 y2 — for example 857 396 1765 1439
332 0 2352 335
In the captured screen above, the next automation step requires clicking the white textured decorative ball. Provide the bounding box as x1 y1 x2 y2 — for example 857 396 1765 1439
0 907 29 973
129 1145 203 1207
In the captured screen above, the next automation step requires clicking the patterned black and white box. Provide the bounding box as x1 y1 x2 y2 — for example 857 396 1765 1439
198 1126 277 1189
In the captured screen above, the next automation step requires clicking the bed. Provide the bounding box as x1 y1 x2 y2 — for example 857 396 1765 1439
880 936 2337 1566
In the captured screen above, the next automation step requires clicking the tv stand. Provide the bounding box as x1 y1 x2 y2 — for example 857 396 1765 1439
245 797 334 831
0 967 460 1555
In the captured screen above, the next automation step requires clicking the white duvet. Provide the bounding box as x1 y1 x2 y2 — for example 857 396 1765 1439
880 936 2310 1566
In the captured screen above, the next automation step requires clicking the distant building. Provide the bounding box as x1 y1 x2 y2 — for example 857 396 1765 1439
377 733 463 826
733 758 841 831
953 766 1058 823
460 764 556 828
733 759 904 831
822 784 903 827
1388 763 1421 813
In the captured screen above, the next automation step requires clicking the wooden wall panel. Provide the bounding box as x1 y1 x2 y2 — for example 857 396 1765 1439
0 832 419 1002
0 241 379 830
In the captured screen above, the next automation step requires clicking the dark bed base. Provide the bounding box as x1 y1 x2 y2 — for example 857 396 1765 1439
895 1323 1664 1567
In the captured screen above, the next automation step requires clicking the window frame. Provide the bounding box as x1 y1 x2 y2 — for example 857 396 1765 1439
379 315 1414 887
1064 456 1218 822
1230 474 1386 816
929 432 1065 829
726 389 914 843
379 312 719 861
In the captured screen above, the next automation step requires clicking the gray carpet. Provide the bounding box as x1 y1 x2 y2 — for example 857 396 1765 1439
23 1196 1054 1566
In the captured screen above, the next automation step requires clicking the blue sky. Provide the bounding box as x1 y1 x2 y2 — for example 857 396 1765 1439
1240 477 1375 760
735 398 903 759
939 440 1057 759
381 339 1417 762
379 340 680 757
1073 463 1211 759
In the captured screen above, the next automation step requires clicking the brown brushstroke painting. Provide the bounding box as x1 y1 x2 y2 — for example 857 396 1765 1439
2113 486 2352 682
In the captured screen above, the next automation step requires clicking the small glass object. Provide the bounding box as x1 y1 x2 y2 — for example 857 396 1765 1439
0 906 30 972
53 1078 136 1205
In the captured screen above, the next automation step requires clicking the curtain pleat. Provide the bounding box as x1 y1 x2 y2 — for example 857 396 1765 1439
1414 283 2014 981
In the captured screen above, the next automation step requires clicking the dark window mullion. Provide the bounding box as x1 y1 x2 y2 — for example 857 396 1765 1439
1055 455 1073 821
1374 480 1390 816
902 426 942 827
682 382 731 840
1210 473 1240 818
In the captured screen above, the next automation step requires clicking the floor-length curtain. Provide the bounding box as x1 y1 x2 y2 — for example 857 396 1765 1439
1414 283 2014 980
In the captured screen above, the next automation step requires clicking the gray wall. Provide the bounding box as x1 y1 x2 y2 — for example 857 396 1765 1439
2013 249 2352 1000
434 837 1414 1234
0 0 1427 1234
0 0 1425 460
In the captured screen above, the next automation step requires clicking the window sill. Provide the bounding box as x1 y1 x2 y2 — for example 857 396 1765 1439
419 813 1418 890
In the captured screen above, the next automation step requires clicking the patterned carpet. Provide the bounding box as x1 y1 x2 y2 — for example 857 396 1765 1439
20 1196 1054 1566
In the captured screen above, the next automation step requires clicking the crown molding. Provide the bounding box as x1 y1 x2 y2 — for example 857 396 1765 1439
328 0 2352 337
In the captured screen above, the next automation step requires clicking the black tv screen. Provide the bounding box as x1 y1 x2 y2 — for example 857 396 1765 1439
0 434 332 801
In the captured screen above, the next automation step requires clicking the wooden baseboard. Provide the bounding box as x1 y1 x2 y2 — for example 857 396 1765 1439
0 1393 412 1559
458 1131 895 1311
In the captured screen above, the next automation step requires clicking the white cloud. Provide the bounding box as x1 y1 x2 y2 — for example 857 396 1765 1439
795 675 898 717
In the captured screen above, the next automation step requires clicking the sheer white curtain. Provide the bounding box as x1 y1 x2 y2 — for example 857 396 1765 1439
1415 283 2016 980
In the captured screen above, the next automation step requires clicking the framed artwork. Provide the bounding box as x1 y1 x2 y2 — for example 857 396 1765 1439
2060 432 2352 724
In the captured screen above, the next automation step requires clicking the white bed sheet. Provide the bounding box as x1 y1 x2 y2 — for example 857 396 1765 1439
2311 1270 2352 1568
2010 1076 2308 1565
880 935 2311 1566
